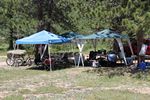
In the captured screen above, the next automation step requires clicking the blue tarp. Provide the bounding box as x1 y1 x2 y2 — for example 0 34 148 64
16 30 70 44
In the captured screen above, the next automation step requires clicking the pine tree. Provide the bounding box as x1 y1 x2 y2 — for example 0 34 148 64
0 0 37 50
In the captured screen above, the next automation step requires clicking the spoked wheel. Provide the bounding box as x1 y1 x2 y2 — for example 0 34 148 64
14 58 23 67
6 58 15 66
26 58 33 66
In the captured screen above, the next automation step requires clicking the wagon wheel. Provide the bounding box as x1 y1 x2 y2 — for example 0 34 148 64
6 58 15 66
14 58 23 67
26 58 33 66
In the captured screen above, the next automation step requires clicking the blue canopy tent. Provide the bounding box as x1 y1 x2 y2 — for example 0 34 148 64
15 30 70 71
61 32 85 67
16 30 70 44
83 29 133 65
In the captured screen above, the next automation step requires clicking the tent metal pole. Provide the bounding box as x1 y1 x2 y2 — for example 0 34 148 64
81 52 84 67
94 39 97 51
41 45 48 60
116 38 127 65
77 40 85 67
81 43 85 67
77 41 81 67
77 53 81 67
72 42 76 66
48 44 52 71
92 39 97 52
127 38 134 55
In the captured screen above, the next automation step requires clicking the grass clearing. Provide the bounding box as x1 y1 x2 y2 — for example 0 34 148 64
72 90 150 100
0 68 48 81
73 69 150 88
33 84 67 94
3 94 24 100
0 60 150 100
18 89 32 94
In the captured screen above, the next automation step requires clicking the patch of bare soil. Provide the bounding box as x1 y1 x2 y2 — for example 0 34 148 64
0 62 7 67
0 56 7 67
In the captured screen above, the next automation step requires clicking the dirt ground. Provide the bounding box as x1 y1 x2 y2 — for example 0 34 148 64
0 56 7 67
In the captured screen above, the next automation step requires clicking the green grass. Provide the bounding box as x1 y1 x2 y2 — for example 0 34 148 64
18 89 32 94
33 84 67 94
0 67 150 99
0 68 47 81
72 90 150 100
18 85 67 94
3 95 24 100
75 72 126 87
74 68 150 88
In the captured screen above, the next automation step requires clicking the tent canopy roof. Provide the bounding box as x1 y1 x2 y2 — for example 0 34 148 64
83 29 129 39
61 32 85 39
16 30 70 44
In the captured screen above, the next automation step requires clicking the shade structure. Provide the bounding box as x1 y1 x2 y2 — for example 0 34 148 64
82 33 105 39
61 32 85 40
16 30 70 44
97 29 122 38
83 29 128 40
61 32 85 67
15 30 70 71
83 29 132 65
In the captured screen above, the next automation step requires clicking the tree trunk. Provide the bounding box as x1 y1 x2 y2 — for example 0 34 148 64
8 29 14 50
137 32 144 63
34 0 50 64
34 0 44 64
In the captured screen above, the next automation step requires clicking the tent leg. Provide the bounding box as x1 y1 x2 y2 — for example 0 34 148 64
72 44 76 66
127 39 134 55
80 53 84 67
116 39 127 65
48 45 52 71
77 54 81 67
77 40 85 67
41 45 48 60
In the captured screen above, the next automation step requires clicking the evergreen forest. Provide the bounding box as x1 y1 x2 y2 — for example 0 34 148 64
0 0 150 50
